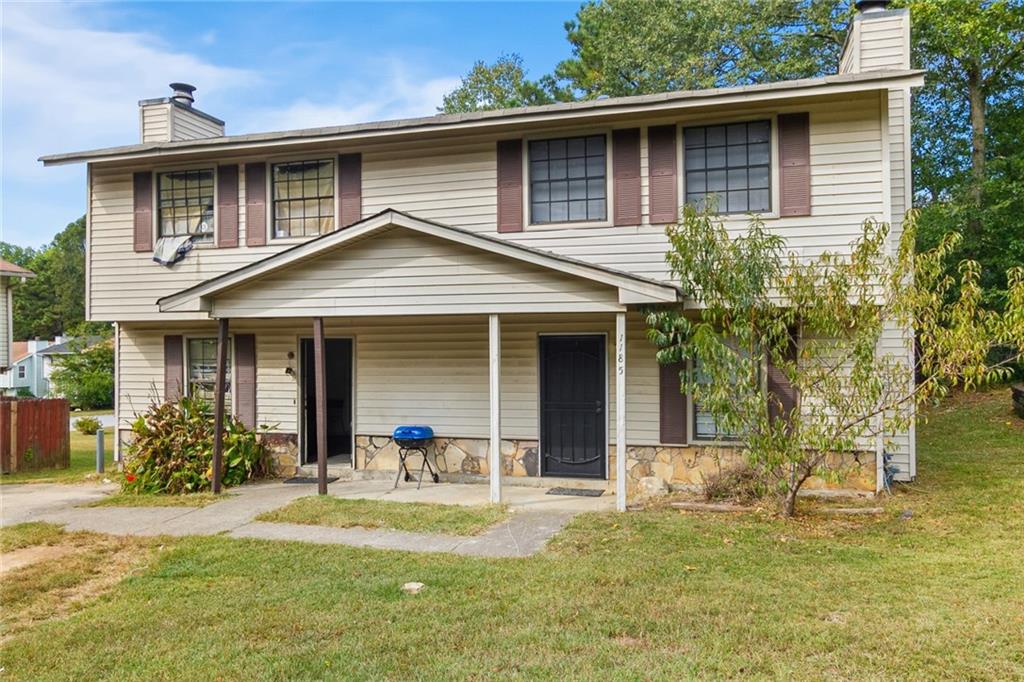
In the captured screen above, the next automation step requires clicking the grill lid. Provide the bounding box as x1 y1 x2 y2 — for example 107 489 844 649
393 425 434 441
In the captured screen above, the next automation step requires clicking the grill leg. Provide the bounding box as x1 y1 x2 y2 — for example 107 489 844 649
394 450 407 489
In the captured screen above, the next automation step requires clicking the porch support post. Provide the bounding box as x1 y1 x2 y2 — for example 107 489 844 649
488 313 502 504
615 312 627 512
313 317 328 495
211 317 229 494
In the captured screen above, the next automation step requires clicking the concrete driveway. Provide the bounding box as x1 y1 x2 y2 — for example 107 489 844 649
1 482 117 527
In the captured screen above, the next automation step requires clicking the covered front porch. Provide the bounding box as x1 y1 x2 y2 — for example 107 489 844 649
157 210 685 511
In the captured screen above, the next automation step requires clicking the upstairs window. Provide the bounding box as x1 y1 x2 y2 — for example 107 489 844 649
529 135 607 224
684 121 771 214
157 169 215 241
272 159 335 238
187 338 231 413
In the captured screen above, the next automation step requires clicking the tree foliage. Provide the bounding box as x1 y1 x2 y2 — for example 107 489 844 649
0 216 110 340
648 206 1023 515
441 54 557 113
49 339 114 410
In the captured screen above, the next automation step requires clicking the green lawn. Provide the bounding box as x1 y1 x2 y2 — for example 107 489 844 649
256 496 509 535
1 428 115 485
1 390 1022 679
85 492 227 508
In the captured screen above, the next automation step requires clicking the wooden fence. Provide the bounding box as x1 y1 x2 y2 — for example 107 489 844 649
0 397 70 474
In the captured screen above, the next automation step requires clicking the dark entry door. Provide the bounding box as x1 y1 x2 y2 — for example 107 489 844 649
539 335 606 478
301 338 353 464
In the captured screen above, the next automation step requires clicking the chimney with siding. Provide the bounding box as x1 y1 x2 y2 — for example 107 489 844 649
139 83 225 143
839 0 910 74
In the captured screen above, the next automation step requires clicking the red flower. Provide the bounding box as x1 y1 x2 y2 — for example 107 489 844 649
125 473 136 482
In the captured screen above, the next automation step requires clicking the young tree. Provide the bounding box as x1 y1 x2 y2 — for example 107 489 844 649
49 339 115 410
648 206 1023 516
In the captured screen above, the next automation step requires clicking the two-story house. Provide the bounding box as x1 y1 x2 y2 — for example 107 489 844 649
42 2 920 509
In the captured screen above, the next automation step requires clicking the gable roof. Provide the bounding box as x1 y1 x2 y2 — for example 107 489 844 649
10 341 29 363
158 209 682 313
40 69 924 167
0 259 35 278
37 336 106 355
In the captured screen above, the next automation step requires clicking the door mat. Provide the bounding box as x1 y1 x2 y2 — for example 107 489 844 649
284 476 340 484
546 487 603 497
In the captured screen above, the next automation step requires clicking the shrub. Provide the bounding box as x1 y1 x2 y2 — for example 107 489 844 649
15 387 34 398
49 340 114 410
122 396 270 495
700 464 765 505
74 416 102 435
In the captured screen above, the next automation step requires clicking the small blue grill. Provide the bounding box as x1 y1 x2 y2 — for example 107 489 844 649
392 425 439 488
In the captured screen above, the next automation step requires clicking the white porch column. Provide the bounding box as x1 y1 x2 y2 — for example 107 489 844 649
488 314 502 504
615 311 627 512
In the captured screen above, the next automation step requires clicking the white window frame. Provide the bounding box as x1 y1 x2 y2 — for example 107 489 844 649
184 335 235 412
522 129 615 231
686 353 768 445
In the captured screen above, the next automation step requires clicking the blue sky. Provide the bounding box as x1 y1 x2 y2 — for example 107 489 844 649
1 1 578 248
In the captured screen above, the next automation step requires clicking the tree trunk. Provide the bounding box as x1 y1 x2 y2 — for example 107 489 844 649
782 485 800 517
967 63 986 224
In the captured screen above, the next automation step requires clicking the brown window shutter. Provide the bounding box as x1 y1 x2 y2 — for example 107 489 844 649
659 361 687 444
133 172 153 253
612 128 641 226
234 334 257 429
496 139 523 233
245 162 267 246
778 113 811 217
164 335 183 402
216 165 239 248
767 327 800 426
338 153 362 228
648 125 678 224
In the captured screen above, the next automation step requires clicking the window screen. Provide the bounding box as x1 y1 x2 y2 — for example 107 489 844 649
157 169 215 241
684 121 771 214
529 136 607 224
272 159 335 238
187 338 231 413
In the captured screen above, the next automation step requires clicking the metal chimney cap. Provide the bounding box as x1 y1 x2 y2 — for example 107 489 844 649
855 0 891 12
169 82 197 105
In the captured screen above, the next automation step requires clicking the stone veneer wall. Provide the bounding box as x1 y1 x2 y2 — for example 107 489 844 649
264 433 875 495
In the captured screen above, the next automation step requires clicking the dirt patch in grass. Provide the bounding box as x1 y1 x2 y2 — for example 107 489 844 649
0 524 163 643
85 492 228 508
256 496 509 536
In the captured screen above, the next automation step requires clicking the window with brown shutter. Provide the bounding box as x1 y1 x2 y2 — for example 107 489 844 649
659 361 687 444
778 113 811 217
216 165 239 248
133 171 153 253
497 139 523 232
245 162 267 246
612 128 641 226
338 153 362 228
648 125 678 224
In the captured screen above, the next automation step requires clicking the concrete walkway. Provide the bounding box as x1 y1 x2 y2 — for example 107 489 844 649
4 479 613 558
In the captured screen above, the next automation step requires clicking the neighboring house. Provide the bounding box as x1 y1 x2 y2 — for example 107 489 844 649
0 259 35 373
41 3 920 508
0 336 104 397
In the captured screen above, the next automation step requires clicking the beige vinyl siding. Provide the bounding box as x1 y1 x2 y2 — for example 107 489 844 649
211 227 623 318
170 107 224 141
0 279 10 368
858 13 910 71
118 312 662 446
91 93 886 321
140 104 171 143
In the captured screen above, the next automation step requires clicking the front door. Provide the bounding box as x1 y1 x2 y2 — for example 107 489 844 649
539 335 606 478
301 338 353 465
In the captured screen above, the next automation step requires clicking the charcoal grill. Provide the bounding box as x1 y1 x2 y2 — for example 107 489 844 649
392 425 439 489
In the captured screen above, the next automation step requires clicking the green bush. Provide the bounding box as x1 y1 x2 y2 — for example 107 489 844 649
74 416 102 435
15 387 34 398
122 396 271 495
50 341 114 410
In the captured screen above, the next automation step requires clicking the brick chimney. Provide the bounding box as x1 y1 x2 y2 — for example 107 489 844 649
139 83 225 143
839 0 910 74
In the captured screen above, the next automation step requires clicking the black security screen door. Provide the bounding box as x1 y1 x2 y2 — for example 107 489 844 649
301 338 353 464
539 335 606 478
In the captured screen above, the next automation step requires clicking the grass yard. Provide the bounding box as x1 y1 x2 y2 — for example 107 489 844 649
256 496 509 536
0 390 1022 679
85 492 227 508
1 427 115 485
